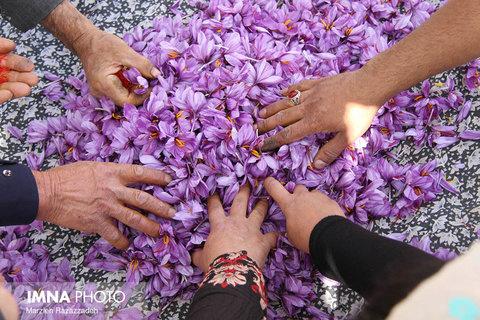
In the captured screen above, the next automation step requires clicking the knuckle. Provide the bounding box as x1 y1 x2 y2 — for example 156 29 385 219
131 165 145 178
256 120 266 132
323 149 341 161
133 190 149 206
125 211 143 226
97 198 112 212
279 127 292 141
275 110 287 123
110 231 124 244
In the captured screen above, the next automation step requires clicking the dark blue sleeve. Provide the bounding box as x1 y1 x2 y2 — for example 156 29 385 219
0 160 38 226
0 0 63 32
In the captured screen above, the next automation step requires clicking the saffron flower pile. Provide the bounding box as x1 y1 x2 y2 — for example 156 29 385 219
7 0 480 318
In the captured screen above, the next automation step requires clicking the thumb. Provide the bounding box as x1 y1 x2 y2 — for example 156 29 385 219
124 52 161 79
263 232 280 249
192 249 206 272
312 132 349 170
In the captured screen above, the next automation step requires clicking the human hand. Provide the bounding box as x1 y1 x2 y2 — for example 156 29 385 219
256 69 385 169
74 29 160 106
40 0 159 106
0 274 19 320
264 177 344 253
0 38 38 104
32 161 175 249
192 184 279 272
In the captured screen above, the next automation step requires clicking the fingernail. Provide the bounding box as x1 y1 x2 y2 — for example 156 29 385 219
168 208 177 218
165 175 172 184
259 109 266 117
151 67 161 78
314 160 327 170
253 123 258 132
280 88 287 95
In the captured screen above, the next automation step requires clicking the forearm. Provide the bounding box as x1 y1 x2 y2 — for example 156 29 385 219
309 216 445 318
364 0 480 104
40 0 99 56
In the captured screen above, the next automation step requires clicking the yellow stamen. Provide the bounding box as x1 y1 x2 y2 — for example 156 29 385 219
251 150 261 158
447 178 455 183
414 187 422 196
344 204 351 213
175 139 185 148
10 267 20 274
215 59 222 67
380 128 390 135
434 82 444 87
129 259 140 273
346 145 355 151
176 110 186 119
217 29 222 33
163 235 170 245
345 27 353 36
67 146 74 153
285 19 291 26
321 19 334 30
168 51 179 59
445 116 452 124
112 113 123 120
413 95 424 101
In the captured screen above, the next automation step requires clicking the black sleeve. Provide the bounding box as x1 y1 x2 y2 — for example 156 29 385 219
0 160 38 226
186 251 267 320
0 0 63 32
309 216 445 319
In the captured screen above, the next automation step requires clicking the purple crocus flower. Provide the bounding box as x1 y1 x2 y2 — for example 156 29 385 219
18 0 473 317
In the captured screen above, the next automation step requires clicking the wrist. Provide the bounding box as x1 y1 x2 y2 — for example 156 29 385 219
31 170 56 222
356 62 394 108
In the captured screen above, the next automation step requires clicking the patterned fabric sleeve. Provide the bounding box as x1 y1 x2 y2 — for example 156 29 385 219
186 251 267 320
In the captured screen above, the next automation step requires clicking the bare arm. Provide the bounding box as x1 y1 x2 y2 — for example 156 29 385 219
257 0 480 168
40 0 96 55
40 0 160 106
365 0 480 104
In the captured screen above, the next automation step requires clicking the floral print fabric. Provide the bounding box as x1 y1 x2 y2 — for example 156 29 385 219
187 251 266 320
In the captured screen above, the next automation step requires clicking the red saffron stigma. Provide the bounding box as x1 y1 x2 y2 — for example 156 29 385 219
115 69 134 91
0 54 10 85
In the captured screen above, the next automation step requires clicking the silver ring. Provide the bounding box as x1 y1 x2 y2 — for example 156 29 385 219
288 89 301 106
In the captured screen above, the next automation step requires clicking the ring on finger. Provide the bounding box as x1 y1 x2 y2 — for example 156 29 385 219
287 89 301 106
